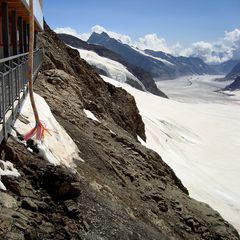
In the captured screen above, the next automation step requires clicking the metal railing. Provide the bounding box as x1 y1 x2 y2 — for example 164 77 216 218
0 48 43 143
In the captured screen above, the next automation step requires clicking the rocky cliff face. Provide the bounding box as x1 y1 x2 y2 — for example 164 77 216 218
0 23 239 240
41 25 145 142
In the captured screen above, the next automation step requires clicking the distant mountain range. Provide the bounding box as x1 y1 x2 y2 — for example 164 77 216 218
144 49 217 78
88 32 218 80
223 76 240 91
225 61 240 80
58 33 167 97
58 31 240 94
211 60 239 75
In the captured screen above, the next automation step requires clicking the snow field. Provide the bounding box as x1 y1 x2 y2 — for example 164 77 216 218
71 47 146 90
102 75 240 232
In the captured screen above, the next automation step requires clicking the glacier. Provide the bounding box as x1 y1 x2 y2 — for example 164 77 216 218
72 47 146 90
101 74 240 232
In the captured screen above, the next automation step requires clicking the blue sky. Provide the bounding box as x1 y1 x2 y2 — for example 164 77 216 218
44 0 240 46
44 0 240 63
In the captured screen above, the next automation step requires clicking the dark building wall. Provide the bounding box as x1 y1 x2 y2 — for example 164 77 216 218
0 12 2 58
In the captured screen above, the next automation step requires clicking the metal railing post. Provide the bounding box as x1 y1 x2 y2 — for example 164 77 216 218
0 73 3 121
1 74 7 140
0 73 4 143
10 61 15 120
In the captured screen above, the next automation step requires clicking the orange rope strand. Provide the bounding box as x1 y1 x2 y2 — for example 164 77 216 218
28 0 40 123
24 0 50 141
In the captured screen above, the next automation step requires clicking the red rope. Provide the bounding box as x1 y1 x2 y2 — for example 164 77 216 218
24 0 50 142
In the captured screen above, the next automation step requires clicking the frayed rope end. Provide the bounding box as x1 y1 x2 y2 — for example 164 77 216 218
24 121 51 141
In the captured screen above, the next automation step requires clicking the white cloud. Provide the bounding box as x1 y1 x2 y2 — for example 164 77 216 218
179 29 240 63
54 25 240 64
54 27 90 41
177 47 192 57
91 25 106 34
134 29 240 63
135 34 171 53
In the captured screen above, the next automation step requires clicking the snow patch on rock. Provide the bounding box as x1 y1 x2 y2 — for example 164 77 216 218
13 93 83 168
0 160 21 190
83 109 100 122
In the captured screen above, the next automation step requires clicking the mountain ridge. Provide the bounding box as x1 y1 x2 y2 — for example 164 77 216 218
226 61 240 79
211 60 239 75
88 32 217 79
58 33 167 97
223 76 240 91
144 49 216 77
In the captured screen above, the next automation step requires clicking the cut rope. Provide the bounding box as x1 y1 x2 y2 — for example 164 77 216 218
24 121 51 141
24 0 50 141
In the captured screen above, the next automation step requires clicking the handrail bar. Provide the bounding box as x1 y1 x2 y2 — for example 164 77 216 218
0 53 28 64
0 49 41 64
